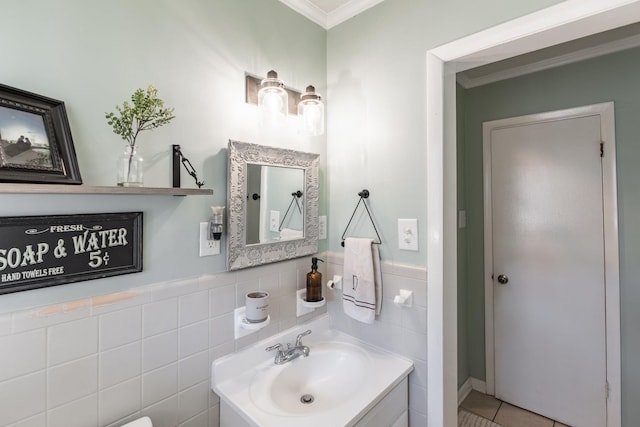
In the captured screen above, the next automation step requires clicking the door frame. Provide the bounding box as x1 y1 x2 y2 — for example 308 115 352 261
426 2 639 425
482 103 621 424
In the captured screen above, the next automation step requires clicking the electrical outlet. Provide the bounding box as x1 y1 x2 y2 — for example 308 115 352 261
270 210 280 232
319 215 327 240
199 222 220 256
398 218 419 251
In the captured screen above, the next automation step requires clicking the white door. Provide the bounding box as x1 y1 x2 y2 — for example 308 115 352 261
484 105 614 427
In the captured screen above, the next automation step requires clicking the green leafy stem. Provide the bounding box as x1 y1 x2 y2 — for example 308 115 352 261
105 84 175 147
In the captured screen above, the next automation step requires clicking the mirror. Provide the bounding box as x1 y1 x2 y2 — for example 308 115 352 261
227 140 319 270
245 164 305 245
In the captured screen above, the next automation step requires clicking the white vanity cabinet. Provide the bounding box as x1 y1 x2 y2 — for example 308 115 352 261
353 377 408 427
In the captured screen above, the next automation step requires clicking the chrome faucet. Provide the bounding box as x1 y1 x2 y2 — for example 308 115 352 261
265 330 312 365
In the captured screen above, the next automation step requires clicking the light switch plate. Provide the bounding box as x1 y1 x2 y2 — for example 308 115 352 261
319 215 327 240
199 222 220 256
398 218 418 251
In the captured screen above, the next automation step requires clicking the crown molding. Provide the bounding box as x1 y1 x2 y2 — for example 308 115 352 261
326 0 385 29
279 0 384 29
279 0 328 28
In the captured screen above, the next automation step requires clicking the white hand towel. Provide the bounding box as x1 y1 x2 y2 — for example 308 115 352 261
342 237 382 324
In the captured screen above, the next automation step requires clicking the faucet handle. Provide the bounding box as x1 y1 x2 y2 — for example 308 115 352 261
295 330 312 346
265 343 283 353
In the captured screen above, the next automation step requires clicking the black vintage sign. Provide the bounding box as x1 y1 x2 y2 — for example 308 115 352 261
0 212 142 294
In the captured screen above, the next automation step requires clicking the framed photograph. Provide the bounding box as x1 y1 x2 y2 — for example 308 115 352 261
0 83 82 184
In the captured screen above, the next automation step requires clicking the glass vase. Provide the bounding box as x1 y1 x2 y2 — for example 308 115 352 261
117 145 143 187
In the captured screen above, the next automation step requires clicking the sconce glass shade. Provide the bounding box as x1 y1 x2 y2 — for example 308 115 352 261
258 70 288 129
298 85 324 136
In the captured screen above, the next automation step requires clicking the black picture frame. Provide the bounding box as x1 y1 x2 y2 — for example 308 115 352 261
0 83 82 184
0 212 143 294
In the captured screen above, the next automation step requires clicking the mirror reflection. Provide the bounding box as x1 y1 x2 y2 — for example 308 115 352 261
246 164 305 245
227 140 319 271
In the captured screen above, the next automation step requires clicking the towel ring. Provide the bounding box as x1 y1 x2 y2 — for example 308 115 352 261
341 189 382 247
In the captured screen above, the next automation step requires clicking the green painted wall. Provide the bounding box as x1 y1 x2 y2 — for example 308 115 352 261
460 46 640 425
325 0 562 266
0 0 327 312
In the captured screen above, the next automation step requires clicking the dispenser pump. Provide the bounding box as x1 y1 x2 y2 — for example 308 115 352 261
306 257 324 302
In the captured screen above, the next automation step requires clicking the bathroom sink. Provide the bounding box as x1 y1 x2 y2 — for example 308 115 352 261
211 315 413 427
249 341 371 415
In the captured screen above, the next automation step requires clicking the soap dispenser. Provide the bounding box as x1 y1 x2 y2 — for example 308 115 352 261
306 257 324 302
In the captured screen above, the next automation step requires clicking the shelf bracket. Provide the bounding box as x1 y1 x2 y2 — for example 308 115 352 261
172 144 204 189
172 144 181 188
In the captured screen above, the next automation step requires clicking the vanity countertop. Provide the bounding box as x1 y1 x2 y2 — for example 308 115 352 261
211 314 413 427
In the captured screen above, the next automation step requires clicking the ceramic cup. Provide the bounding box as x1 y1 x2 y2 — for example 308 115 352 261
245 291 269 323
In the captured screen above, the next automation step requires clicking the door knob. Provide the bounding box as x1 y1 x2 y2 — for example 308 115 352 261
497 274 509 285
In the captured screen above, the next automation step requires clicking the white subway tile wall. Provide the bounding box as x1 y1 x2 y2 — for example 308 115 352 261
0 372 46 425
0 254 428 427
47 355 98 409
0 257 326 427
47 393 97 427
0 329 45 381
47 317 97 366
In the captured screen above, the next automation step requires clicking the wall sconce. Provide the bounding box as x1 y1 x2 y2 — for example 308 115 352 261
257 70 288 129
298 85 324 136
209 206 225 241
246 72 324 135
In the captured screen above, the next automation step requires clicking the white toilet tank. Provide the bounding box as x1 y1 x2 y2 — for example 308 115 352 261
120 417 153 427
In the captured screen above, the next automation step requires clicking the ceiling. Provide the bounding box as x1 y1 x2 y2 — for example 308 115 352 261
278 0 382 29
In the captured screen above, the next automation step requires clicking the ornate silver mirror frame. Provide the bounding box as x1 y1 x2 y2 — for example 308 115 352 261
227 140 319 270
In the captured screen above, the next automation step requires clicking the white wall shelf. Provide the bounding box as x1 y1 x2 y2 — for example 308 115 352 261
0 183 213 197
296 288 325 317
234 306 271 339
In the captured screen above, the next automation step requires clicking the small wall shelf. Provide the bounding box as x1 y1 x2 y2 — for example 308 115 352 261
234 306 271 339
296 289 325 317
0 183 213 197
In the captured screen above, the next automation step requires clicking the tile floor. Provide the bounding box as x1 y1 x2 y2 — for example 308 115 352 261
460 390 571 427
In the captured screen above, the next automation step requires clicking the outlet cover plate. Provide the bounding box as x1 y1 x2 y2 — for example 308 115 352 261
199 222 220 256
398 218 418 251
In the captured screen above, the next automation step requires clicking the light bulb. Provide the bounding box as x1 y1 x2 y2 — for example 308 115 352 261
298 85 324 136
258 70 288 129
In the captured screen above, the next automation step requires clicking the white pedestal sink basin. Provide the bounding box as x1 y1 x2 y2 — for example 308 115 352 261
211 314 413 427
250 341 371 415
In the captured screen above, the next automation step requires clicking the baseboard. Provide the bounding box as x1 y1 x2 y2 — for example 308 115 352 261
458 377 488 405
458 378 473 405
470 377 487 394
